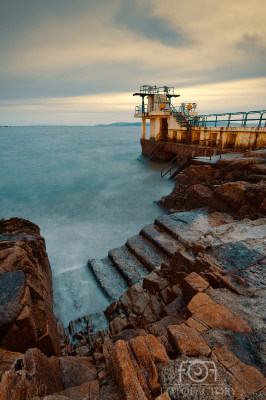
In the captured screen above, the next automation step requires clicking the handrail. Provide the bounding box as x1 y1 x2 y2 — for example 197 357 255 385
137 131 163 161
161 154 179 176
161 139 222 177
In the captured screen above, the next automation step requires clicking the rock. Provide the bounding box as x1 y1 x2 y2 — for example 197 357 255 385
0 218 61 357
147 322 168 338
0 271 25 339
58 356 97 389
109 317 133 337
155 392 171 400
2 305 38 353
113 329 136 343
186 184 213 208
23 348 64 395
110 340 149 400
159 316 181 328
176 165 214 186
42 380 100 400
181 272 210 303
0 370 29 400
144 334 169 363
195 252 222 272
125 342 152 400
143 271 169 295
164 297 188 321
167 323 211 356
169 249 195 275
120 283 150 317
212 182 246 213
75 345 90 357
187 293 252 333
0 349 24 381
0 348 64 399
130 336 161 397
105 301 121 322
160 286 176 305
214 346 266 395
186 317 208 332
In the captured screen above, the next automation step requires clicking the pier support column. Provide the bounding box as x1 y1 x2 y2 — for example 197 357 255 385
142 118 146 139
154 117 161 140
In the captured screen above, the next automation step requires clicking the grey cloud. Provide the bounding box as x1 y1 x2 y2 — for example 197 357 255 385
114 1 191 47
236 33 266 57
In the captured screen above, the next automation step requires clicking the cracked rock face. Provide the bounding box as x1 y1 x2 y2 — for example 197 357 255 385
0 218 60 357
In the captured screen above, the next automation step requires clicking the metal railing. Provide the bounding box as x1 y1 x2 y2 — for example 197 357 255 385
135 104 148 114
193 110 266 128
161 139 222 177
139 85 175 95
137 131 163 161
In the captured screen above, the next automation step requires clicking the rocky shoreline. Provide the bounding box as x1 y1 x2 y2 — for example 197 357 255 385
1 150 266 399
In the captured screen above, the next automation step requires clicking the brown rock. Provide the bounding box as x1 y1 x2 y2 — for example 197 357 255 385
125 342 152 400
186 184 213 208
195 252 222 272
1 305 38 353
51 380 100 400
144 334 169 363
186 317 208 332
74 345 90 357
113 329 137 343
172 285 182 298
188 294 252 333
147 322 168 337
213 182 246 213
130 336 161 397
0 370 29 400
109 317 133 337
155 392 171 400
105 301 120 322
187 292 213 312
120 283 150 317
169 250 195 275
160 286 176 305
110 340 148 400
167 323 211 356
181 272 210 303
214 346 266 394
220 316 253 334
159 316 181 328
0 349 24 381
23 348 64 395
176 165 214 186
143 271 169 295
58 356 97 389
93 352 106 371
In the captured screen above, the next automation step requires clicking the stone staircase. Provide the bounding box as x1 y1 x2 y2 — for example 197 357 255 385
87 208 234 303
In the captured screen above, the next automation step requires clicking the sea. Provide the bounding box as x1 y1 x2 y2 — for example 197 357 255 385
0 126 174 326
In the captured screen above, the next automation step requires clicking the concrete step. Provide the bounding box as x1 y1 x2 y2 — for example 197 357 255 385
140 223 184 258
108 245 150 286
88 257 129 302
126 234 169 272
155 208 234 245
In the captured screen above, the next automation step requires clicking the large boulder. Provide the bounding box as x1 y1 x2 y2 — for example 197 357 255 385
0 218 60 357
212 182 246 213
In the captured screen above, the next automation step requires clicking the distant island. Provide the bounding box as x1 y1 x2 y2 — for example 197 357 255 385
94 122 150 127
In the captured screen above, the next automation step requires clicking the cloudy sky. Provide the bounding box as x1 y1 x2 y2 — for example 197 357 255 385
1 0 265 125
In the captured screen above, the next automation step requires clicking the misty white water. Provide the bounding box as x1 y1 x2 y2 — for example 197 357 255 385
0 126 174 326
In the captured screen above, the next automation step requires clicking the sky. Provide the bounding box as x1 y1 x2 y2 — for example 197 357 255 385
0 0 265 126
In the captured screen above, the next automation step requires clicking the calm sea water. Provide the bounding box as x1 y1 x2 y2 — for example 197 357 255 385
0 126 174 325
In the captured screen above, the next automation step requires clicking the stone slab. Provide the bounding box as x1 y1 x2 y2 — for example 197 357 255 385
88 257 129 302
126 235 169 272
